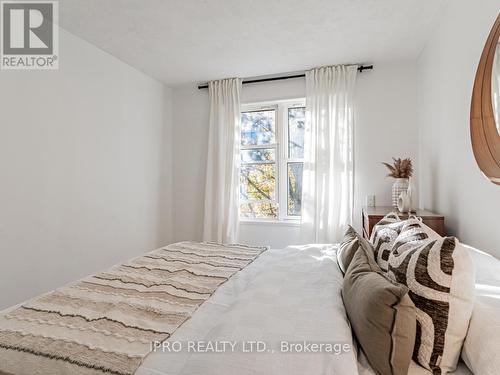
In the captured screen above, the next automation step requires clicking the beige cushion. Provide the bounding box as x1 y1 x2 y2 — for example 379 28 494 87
337 225 361 274
342 238 416 375
387 219 475 374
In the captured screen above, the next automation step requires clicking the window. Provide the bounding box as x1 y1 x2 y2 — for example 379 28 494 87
240 99 305 220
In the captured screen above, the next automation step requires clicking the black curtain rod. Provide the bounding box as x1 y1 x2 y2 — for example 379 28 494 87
197 65 373 89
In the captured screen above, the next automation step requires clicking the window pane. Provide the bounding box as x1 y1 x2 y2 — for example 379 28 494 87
240 202 278 219
288 107 305 158
287 162 303 216
241 148 275 163
241 110 276 146
240 164 276 201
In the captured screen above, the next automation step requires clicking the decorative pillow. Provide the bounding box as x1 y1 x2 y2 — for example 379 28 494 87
386 220 475 374
342 237 416 375
370 212 407 271
337 225 361 274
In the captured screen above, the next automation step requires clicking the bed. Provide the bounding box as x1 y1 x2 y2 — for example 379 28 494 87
0 241 496 374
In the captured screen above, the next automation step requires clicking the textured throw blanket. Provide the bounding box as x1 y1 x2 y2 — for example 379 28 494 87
0 241 267 375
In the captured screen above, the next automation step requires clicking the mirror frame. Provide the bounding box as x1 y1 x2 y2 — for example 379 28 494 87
471 13 500 185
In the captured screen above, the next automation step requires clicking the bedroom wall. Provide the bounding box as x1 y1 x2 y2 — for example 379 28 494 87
0 28 173 309
172 61 419 248
417 1 500 258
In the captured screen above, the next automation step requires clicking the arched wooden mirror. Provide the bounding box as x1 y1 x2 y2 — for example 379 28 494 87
471 13 500 185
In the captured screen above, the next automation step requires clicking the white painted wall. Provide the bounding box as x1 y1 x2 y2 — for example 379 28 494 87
417 1 500 258
0 29 173 309
172 61 419 248
354 62 419 230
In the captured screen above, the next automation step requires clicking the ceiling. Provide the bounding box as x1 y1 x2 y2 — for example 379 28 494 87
59 0 445 86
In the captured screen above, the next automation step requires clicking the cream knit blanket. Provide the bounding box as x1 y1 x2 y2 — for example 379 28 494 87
0 242 267 375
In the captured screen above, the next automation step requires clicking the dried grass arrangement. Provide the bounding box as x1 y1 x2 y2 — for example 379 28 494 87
382 158 413 179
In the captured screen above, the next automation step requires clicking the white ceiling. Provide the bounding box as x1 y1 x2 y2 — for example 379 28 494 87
59 0 445 86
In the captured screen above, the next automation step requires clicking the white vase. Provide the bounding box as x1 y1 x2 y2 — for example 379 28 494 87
397 191 411 212
392 178 409 207
407 177 415 212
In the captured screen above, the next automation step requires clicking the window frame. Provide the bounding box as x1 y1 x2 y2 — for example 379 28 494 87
240 98 305 223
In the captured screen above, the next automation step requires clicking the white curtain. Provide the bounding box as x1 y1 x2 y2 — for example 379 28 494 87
301 65 358 243
203 78 242 243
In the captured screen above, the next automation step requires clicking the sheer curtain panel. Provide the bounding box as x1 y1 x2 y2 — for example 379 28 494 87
301 65 358 243
203 78 242 243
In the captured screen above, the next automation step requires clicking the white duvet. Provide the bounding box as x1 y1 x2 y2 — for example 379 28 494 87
137 244 359 375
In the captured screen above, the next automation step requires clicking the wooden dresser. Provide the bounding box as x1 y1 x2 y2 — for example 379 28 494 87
362 206 445 239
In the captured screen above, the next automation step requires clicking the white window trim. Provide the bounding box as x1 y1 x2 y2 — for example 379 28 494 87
240 98 305 224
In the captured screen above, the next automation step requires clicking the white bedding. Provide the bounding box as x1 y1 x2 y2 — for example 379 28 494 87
138 244 359 375
137 244 473 375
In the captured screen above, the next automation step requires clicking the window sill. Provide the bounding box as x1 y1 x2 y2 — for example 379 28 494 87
240 219 301 227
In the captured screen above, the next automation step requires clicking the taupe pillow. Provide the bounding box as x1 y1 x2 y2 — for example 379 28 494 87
337 225 360 274
342 238 416 375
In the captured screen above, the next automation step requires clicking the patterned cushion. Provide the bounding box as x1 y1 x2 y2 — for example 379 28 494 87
386 220 475 374
370 213 407 271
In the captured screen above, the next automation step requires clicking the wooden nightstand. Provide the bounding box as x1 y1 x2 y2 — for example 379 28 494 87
362 206 445 239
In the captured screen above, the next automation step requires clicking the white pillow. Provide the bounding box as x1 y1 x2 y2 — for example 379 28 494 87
461 245 500 375
386 220 475 374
